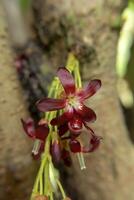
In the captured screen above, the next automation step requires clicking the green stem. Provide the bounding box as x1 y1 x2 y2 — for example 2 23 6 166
44 161 49 194
50 192 54 200
74 62 82 88
39 176 43 195
57 180 66 199
31 155 47 199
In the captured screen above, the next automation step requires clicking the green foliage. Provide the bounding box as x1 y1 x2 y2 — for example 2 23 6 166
116 0 134 78
116 0 134 108
19 0 31 12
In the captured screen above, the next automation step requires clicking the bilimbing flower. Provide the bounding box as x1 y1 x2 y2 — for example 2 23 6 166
21 118 49 159
21 56 102 200
68 127 102 154
37 68 101 133
59 122 102 154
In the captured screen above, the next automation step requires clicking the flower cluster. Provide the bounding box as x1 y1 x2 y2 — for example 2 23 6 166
22 67 101 164
21 58 101 200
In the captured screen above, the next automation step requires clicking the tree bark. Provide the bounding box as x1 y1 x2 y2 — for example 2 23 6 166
32 0 134 200
1 0 134 200
0 3 37 200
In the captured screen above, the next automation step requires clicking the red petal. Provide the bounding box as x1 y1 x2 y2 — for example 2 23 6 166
36 98 66 112
77 79 101 100
69 139 81 153
90 135 102 152
82 124 102 153
51 112 72 126
35 123 49 141
51 113 67 126
82 134 102 153
57 68 75 95
76 104 96 122
58 123 69 136
21 118 35 138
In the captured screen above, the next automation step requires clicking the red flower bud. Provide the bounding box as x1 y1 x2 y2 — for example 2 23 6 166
51 140 61 163
69 139 81 153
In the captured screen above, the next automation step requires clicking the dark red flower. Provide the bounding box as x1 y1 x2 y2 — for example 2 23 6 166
21 118 49 141
58 122 81 138
37 68 101 132
59 123 101 155
21 118 49 159
51 112 83 134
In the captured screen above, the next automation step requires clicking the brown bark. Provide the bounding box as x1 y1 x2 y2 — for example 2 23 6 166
32 0 134 200
1 0 134 200
0 4 36 200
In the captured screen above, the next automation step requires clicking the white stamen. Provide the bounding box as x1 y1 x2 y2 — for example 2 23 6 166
32 139 41 155
77 152 86 170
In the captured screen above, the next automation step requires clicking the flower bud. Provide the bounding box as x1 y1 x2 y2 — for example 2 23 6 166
35 195 48 200
51 140 61 163
69 139 81 153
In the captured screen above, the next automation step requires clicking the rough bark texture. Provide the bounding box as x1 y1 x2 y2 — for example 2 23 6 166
0 4 37 200
1 0 134 200
32 0 134 200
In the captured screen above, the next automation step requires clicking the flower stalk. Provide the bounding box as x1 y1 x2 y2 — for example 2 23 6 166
21 53 101 200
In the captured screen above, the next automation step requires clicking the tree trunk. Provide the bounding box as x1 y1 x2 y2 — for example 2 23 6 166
32 0 134 200
0 3 37 200
1 0 134 200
